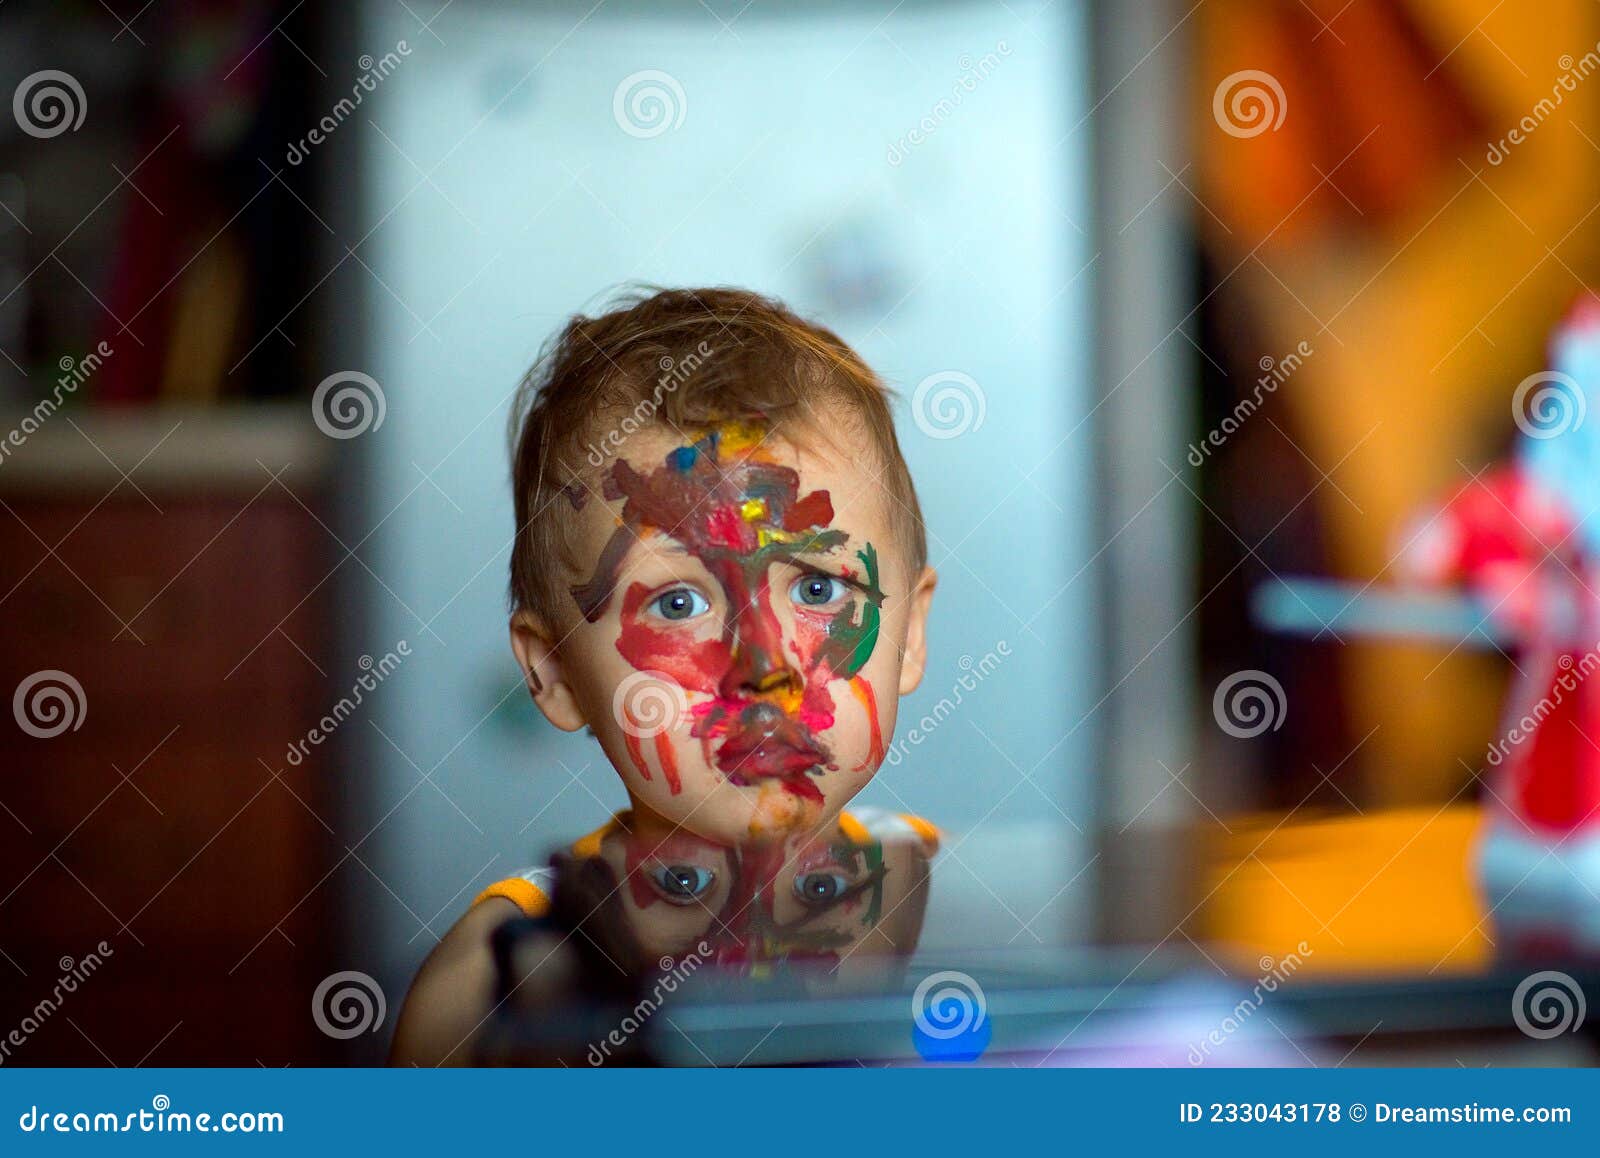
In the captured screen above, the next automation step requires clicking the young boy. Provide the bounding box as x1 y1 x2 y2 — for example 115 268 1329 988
392 288 939 1064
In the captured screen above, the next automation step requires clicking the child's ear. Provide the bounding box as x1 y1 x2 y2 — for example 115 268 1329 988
897 567 938 695
509 611 588 732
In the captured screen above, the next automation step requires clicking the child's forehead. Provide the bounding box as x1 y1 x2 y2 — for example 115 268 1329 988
562 424 891 563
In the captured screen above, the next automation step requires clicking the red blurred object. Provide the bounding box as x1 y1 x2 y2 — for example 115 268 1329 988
1407 465 1597 831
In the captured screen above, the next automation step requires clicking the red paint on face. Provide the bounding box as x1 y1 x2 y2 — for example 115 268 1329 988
701 841 786 967
616 573 834 789
654 731 681 795
616 583 727 693
710 561 789 702
849 676 884 773
623 731 650 784
619 563 859 790
624 829 726 910
784 489 834 533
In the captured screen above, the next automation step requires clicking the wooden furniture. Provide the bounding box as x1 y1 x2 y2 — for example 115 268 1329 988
0 406 340 1064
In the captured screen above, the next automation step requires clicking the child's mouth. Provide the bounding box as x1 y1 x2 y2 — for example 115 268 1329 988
718 731 824 776
714 706 827 798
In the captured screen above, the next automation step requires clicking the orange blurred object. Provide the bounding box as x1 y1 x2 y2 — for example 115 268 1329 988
1198 0 1487 243
1201 805 1491 975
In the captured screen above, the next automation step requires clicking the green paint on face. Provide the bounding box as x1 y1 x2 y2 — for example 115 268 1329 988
823 541 884 678
823 840 887 929
858 838 886 928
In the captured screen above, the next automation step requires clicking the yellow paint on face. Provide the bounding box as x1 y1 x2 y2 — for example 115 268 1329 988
741 497 767 522
715 422 766 456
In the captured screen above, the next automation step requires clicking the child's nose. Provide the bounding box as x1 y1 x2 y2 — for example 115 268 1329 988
720 643 803 702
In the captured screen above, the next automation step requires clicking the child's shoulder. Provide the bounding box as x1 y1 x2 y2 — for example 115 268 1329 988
836 805 942 855
468 812 628 919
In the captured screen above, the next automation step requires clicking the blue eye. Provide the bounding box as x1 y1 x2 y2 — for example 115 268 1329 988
793 871 851 905
791 574 845 607
650 864 716 904
651 587 709 621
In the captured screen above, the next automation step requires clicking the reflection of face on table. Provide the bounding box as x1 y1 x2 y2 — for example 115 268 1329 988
590 813 933 975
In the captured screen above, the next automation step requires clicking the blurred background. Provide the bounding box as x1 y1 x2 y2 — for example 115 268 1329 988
0 0 1595 1065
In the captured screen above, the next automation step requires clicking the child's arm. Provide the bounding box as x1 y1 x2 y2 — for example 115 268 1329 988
390 898 521 1066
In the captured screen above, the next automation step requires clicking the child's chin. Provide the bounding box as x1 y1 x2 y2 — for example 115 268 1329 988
741 780 828 842
644 774 845 846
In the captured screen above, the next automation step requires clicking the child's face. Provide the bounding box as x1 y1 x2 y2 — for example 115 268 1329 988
517 421 933 845
596 817 929 972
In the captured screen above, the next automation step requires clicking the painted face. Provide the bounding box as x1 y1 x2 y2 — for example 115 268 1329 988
596 823 732 962
595 815 928 976
559 423 916 843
